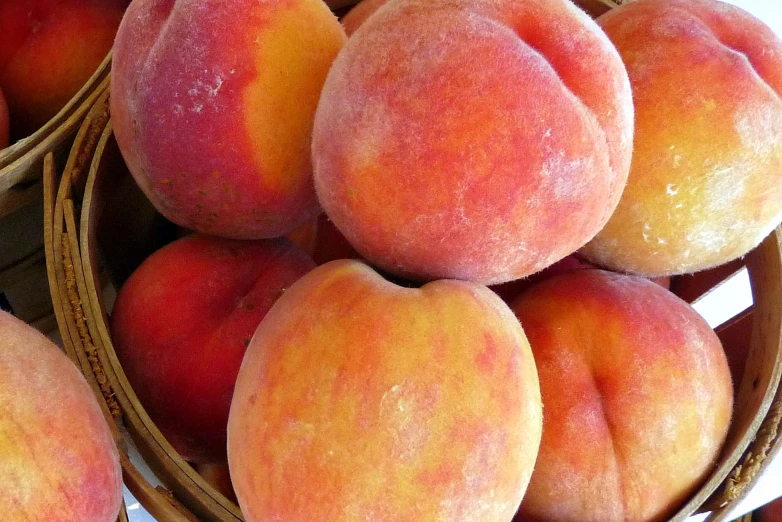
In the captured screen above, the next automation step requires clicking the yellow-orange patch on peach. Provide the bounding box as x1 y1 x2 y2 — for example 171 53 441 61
243 2 346 194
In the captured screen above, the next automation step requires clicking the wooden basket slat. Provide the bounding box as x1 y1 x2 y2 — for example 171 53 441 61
64 197 126 436
43 154 80 365
120 452 197 522
710 397 782 522
59 119 199 522
47 147 198 522
728 229 782 456
48 86 126 438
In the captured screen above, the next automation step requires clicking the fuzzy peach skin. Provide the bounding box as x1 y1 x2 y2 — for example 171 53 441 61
512 270 733 522
228 260 542 521
0 88 8 148
0 311 122 521
581 0 782 276
312 0 633 285
0 0 126 138
341 0 388 35
111 235 316 463
111 0 346 239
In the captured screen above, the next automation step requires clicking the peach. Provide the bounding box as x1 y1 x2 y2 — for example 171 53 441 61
342 0 389 35
581 0 782 276
0 88 8 148
228 260 542 521
111 235 315 463
0 0 126 138
312 0 633 284
0 310 122 521
111 0 346 239
511 270 732 522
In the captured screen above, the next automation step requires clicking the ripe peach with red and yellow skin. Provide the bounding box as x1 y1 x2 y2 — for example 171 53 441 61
342 0 389 35
511 270 733 522
228 260 543 522
581 0 782 276
111 0 346 240
313 0 633 285
111 234 316 463
0 88 8 148
0 310 122 521
0 0 126 138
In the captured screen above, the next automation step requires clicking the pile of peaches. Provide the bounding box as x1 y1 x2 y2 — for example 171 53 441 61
0 0 129 149
2 0 782 521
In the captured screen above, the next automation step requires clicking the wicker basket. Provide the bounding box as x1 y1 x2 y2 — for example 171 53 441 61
44 0 782 520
